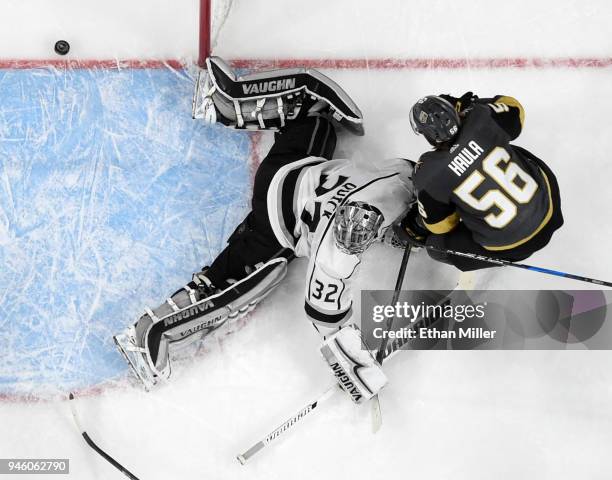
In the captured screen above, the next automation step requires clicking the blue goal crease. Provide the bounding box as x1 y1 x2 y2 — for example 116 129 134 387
0 67 252 396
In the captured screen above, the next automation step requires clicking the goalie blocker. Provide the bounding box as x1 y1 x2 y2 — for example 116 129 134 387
192 56 364 135
320 325 387 403
114 250 292 390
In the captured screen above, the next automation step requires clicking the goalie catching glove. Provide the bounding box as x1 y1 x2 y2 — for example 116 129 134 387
192 56 364 135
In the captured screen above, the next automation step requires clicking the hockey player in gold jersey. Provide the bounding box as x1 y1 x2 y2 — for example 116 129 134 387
402 92 563 271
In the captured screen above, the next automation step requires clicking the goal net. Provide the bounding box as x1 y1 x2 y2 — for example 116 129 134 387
199 0 235 65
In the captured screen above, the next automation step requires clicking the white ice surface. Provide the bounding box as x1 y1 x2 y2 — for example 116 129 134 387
2 0 612 479
0 0 611 60
0 0 199 60
2 256 612 479
215 0 612 59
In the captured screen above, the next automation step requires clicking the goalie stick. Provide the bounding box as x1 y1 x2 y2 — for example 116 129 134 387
69 393 141 480
238 245 412 464
371 243 413 433
237 384 338 464
371 268 475 432
237 281 474 464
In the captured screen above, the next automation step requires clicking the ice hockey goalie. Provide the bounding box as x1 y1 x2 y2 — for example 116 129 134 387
115 58 415 402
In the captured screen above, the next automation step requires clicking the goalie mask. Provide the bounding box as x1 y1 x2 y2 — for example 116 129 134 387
334 201 384 255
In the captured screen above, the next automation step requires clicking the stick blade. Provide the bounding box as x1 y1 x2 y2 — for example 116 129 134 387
457 271 476 290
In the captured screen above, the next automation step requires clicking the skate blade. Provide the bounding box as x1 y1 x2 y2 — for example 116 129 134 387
113 334 156 391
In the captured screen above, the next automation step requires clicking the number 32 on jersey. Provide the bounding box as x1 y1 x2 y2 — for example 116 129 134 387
310 277 342 304
453 147 538 228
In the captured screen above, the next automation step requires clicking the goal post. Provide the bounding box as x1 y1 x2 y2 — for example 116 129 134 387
198 0 212 66
199 0 234 66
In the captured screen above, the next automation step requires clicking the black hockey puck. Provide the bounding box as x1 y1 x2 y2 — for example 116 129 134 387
54 40 70 56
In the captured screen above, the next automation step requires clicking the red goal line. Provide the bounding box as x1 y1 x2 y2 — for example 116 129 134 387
228 57 612 70
0 56 611 70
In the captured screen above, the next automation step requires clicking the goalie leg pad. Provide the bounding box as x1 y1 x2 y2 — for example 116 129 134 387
320 324 388 404
193 56 364 135
114 255 289 389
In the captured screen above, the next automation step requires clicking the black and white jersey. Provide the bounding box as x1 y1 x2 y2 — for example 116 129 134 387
267 157 415 326
415 96 557 251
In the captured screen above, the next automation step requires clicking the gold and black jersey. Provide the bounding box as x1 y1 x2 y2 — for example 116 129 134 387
414 96 556 251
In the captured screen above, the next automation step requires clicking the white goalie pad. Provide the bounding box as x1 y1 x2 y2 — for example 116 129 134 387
320 324 388 404
114 254 289 390
192 56 364 135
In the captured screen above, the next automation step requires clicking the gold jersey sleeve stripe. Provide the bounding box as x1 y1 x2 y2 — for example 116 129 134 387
483 168 553 251
495 96 525 128
424 211 460 234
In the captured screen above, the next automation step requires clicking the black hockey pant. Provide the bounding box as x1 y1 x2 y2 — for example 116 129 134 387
206 116 336 288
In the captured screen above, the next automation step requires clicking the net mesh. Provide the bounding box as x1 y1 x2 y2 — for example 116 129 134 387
210 0 234 53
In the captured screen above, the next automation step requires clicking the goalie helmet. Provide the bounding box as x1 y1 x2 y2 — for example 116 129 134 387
334 201 384 255
410 95 460 146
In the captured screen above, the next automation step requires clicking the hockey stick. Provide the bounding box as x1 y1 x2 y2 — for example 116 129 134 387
375 244 413 363
69 393 141 480
237 247 412 462
379 279 472 362
237 285 462 464
237 280 471 463
371 244 413 432
422 244 612 287
237 384 338 464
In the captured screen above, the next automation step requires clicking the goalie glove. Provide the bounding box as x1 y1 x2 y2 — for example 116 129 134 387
320 324 387 404
193 56 364 135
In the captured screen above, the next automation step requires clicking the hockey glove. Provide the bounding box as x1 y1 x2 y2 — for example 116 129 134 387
381 225 408 249
396 204 430 247
439 91 477 115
